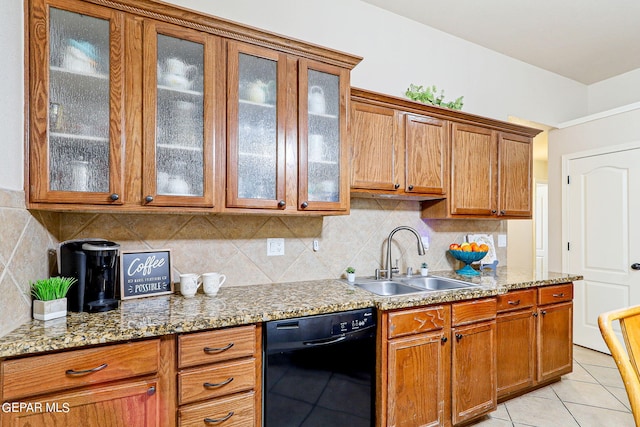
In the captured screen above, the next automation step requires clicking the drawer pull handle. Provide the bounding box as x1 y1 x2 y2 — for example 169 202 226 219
204 377 234 388
203 342 234 354
204 411 234 424
65 363 108 376
508 299 521 306
553 293 565 298
455 333 463 341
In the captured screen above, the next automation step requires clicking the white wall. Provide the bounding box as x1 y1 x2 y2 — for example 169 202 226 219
168 0 587 127
0 0 24 191
588 68 640 114
547 107 640 272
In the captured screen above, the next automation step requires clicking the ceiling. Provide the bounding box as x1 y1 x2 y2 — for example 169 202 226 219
360 0 640 85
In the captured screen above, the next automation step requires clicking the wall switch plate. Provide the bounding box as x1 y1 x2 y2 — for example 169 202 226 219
313 240 320 251
498 234 507 247
267 238 285 256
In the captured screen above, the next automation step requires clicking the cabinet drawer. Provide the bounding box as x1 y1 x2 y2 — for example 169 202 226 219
538 283 573 305
388 305 448 339
1 339 159 401
179 391 255 427
452 298 497 326
179 358 256 405
497 289 535 313
178 325 256 368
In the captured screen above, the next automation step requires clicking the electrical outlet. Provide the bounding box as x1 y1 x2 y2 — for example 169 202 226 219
267 238 285 256
313 240 320 252
421 236 429 250
498 234 507 247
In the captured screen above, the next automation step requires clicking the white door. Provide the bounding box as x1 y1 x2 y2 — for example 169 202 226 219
566 147 640 353
535 182 548 276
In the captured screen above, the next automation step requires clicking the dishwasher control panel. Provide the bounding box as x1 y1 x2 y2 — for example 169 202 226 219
332 309 375 334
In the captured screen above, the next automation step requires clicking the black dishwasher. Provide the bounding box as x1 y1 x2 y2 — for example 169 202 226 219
263 308 376 427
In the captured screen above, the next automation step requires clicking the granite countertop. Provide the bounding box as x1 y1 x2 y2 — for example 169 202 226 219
0 267 582 359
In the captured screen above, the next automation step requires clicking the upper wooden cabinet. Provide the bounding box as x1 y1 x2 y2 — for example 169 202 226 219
350 89 448 199
225 44 350 213
350 88 541 219
26 0 360 214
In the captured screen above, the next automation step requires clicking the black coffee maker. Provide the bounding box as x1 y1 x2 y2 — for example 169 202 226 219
58 239 120 312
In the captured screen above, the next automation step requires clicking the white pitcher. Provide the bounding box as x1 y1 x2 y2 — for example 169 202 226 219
308 86 326 114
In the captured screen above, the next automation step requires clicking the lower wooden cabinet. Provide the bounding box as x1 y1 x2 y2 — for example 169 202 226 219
0 339 163 427
496 289 536 398
176 324 262 427
496 284 574 401
385 306 451 427
1 379 159 427
450 298 497 425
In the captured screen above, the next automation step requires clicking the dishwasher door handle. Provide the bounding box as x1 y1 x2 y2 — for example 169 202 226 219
302 335 347 346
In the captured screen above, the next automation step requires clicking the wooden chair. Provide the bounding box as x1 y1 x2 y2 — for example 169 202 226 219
598 305 640 426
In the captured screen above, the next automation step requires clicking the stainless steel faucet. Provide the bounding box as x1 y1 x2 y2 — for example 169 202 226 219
377 226 426 279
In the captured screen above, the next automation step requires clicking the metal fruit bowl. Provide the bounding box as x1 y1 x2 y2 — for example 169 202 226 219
448 250 488 276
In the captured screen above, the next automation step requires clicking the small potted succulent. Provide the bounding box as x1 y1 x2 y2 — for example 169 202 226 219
420 262 429 277
346 267 356 283
31 277 76 321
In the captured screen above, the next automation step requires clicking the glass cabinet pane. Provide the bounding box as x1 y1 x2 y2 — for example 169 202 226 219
48 7 110 192
307 69 340 202
236 53 278 200
155 35 205 197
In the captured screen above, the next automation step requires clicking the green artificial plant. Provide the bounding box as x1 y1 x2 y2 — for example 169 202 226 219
30 277 77 301
405 84 464 110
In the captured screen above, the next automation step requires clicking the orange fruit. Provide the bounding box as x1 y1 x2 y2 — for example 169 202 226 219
470 242 479 252
479 243 489 252
462 245 472 252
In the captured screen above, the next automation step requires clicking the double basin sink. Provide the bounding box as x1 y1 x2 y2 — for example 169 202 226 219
353 275 477 296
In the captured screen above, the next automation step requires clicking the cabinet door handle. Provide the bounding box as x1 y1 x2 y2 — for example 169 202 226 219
508 299 521 306
455 333 463 341
110 193 119 201
533 312 538 317
500 210 506 215
203 342 234 354
65 363 108 376
408 184 414 191
147 386 156 396
441 336 448 343
632 263 640 270
145 195 154 203
203 377 234 388
552 293 565 298
491 209 497 214
301 201 309 209
394 183 400 189
541 310 547 316
204 411 234 424
278 200 286 208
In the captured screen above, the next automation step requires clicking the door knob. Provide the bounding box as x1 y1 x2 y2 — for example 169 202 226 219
632 263 640 270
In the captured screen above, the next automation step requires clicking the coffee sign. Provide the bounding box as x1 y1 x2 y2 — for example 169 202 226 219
120 250 173 300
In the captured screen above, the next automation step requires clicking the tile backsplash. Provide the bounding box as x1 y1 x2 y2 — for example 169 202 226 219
0 189 506 337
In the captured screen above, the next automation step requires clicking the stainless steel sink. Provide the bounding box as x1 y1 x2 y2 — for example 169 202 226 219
354 280 423 296
399 276 474 291
353 275 477 296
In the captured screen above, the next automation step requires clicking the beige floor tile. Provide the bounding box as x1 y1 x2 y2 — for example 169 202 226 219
564 402 635 427
564 362 597 383
505 395 579 427
469 416 514 426
490 403 511 421
573 345 616 368
584 364 625 388
605 385 632 411
524 383 559 400
551 379 628 411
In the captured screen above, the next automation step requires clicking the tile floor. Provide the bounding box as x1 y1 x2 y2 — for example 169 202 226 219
471 345 635 427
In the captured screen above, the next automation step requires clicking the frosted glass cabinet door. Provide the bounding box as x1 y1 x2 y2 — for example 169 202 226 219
29 0 125 204
299 60 349 211
143 21 217 207
227 42 287 209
